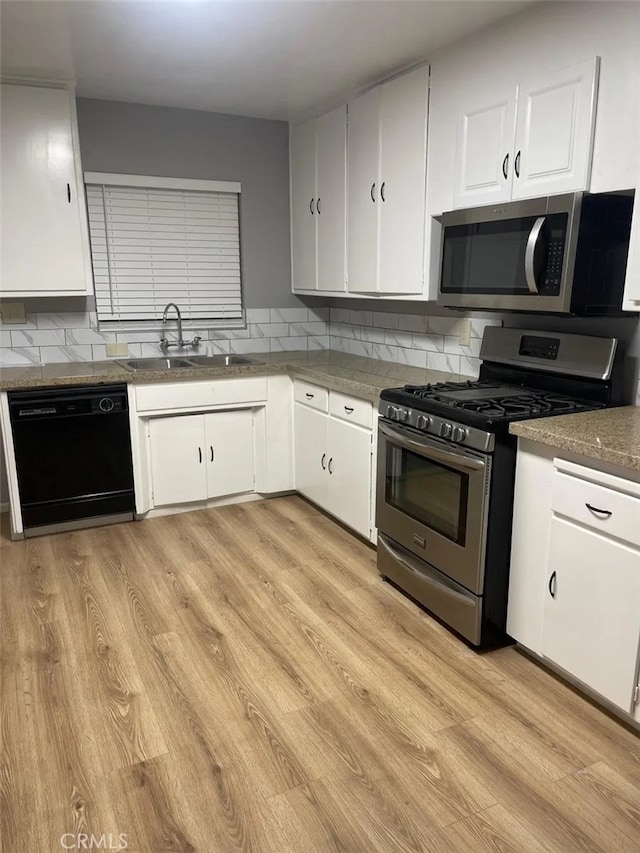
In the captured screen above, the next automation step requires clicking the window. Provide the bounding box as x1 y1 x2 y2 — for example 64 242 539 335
85 172 243 328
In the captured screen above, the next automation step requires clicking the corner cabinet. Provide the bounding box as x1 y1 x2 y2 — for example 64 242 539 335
508 444 640 722
453 58 600 208
1 83 92 296
293 381 375 540
348 65 429 295
290 105 347 293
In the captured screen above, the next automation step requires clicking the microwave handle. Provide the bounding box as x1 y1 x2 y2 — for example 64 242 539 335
524 216 546 294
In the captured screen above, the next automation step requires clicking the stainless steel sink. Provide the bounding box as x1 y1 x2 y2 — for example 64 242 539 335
117 354 265 372
185 355 264 367
118 357 195 371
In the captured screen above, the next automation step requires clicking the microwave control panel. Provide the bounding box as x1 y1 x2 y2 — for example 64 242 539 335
540 218 567 294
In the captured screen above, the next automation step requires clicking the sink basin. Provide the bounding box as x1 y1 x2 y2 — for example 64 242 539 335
186 355 264 367
118 357 194 371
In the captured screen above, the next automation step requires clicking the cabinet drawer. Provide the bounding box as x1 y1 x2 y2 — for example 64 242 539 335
135 378 267 413
552 470 640 548
294 381 328 412
329 390 372 429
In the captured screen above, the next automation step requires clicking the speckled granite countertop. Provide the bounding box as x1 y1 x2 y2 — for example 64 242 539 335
510 407 640 473
0 351 472 403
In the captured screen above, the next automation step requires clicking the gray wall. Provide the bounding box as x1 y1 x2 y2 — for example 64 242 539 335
76 97 301 310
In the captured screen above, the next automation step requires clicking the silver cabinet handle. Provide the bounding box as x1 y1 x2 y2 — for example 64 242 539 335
525 216 546 294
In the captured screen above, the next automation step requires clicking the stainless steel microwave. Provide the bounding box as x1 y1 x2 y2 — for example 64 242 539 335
437 191 634 315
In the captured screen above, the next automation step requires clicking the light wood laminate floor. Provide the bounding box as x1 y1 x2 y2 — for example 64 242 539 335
1 496 639 852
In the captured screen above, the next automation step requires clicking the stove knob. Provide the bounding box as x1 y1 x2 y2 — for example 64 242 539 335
397 408 409 422
439 422 452 439
416 414 431 430
386 405 397 419
452 426 467 443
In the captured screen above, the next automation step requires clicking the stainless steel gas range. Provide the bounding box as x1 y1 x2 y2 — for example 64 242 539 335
376 327 621 647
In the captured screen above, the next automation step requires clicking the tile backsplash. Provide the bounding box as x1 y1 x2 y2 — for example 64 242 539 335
328 307 501 378
0 307 330 365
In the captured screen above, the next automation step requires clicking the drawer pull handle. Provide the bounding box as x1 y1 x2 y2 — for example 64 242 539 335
548 570 557 598
344 406 354 414
321 453 326 470
585 502 612 518
328 457 333 475
305 392 314 399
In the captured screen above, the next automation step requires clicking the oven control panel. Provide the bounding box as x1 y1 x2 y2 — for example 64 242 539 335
380 402 494 453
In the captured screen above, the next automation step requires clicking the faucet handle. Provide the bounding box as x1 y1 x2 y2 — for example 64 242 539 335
192 336 202 349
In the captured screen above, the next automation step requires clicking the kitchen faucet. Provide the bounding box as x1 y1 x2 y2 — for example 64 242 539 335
159 303 201 352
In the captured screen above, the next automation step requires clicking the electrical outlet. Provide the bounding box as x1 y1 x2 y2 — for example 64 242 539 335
0 302 26 324
458 319 471 347
106 342 128 357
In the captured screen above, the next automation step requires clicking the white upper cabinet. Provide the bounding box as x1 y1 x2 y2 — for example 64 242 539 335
452 59 600 209
1 84 92 297
290 105 347 293
453 87 516 207
348 65 429 295
347 87 381 293
316 106 347 292
512 58 600 200
622 101 640 311
290 117 317 292
378 68 429 294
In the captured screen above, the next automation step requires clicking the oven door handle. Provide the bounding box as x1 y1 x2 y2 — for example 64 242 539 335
524 215 546 294
379 422 486 471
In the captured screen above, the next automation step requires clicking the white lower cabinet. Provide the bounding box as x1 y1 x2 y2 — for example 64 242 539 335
149 410 255 508
508 443 640 722
542 517 640 713
294 387 374 539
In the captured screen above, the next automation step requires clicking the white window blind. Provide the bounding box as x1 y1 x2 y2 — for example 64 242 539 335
85 175 242 325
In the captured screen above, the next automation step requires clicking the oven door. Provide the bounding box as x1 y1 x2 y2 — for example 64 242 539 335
376 420 491 594
437 194 580 313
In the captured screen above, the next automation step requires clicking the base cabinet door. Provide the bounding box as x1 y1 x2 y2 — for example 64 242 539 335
542 517 640 713
294 403 328 509
205 410 255 499
149 415 207 507
327 418 372 538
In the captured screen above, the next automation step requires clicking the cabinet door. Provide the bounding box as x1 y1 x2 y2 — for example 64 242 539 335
378 66 429 294
1 85 88 294
327 418 372 538
347 86 381 293
205 409 255 498
290 118 317 291
316 105 347 292
294 403 328 509
149 415 207 507
543 517 640 713
453 87 516 208
512 58 599 200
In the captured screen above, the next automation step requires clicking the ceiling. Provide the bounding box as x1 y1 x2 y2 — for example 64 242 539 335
0 0 531 121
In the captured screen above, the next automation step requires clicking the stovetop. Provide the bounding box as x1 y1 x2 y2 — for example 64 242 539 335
380 380 605 430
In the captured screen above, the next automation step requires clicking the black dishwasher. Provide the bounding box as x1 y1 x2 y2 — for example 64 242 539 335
8 384 135 534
